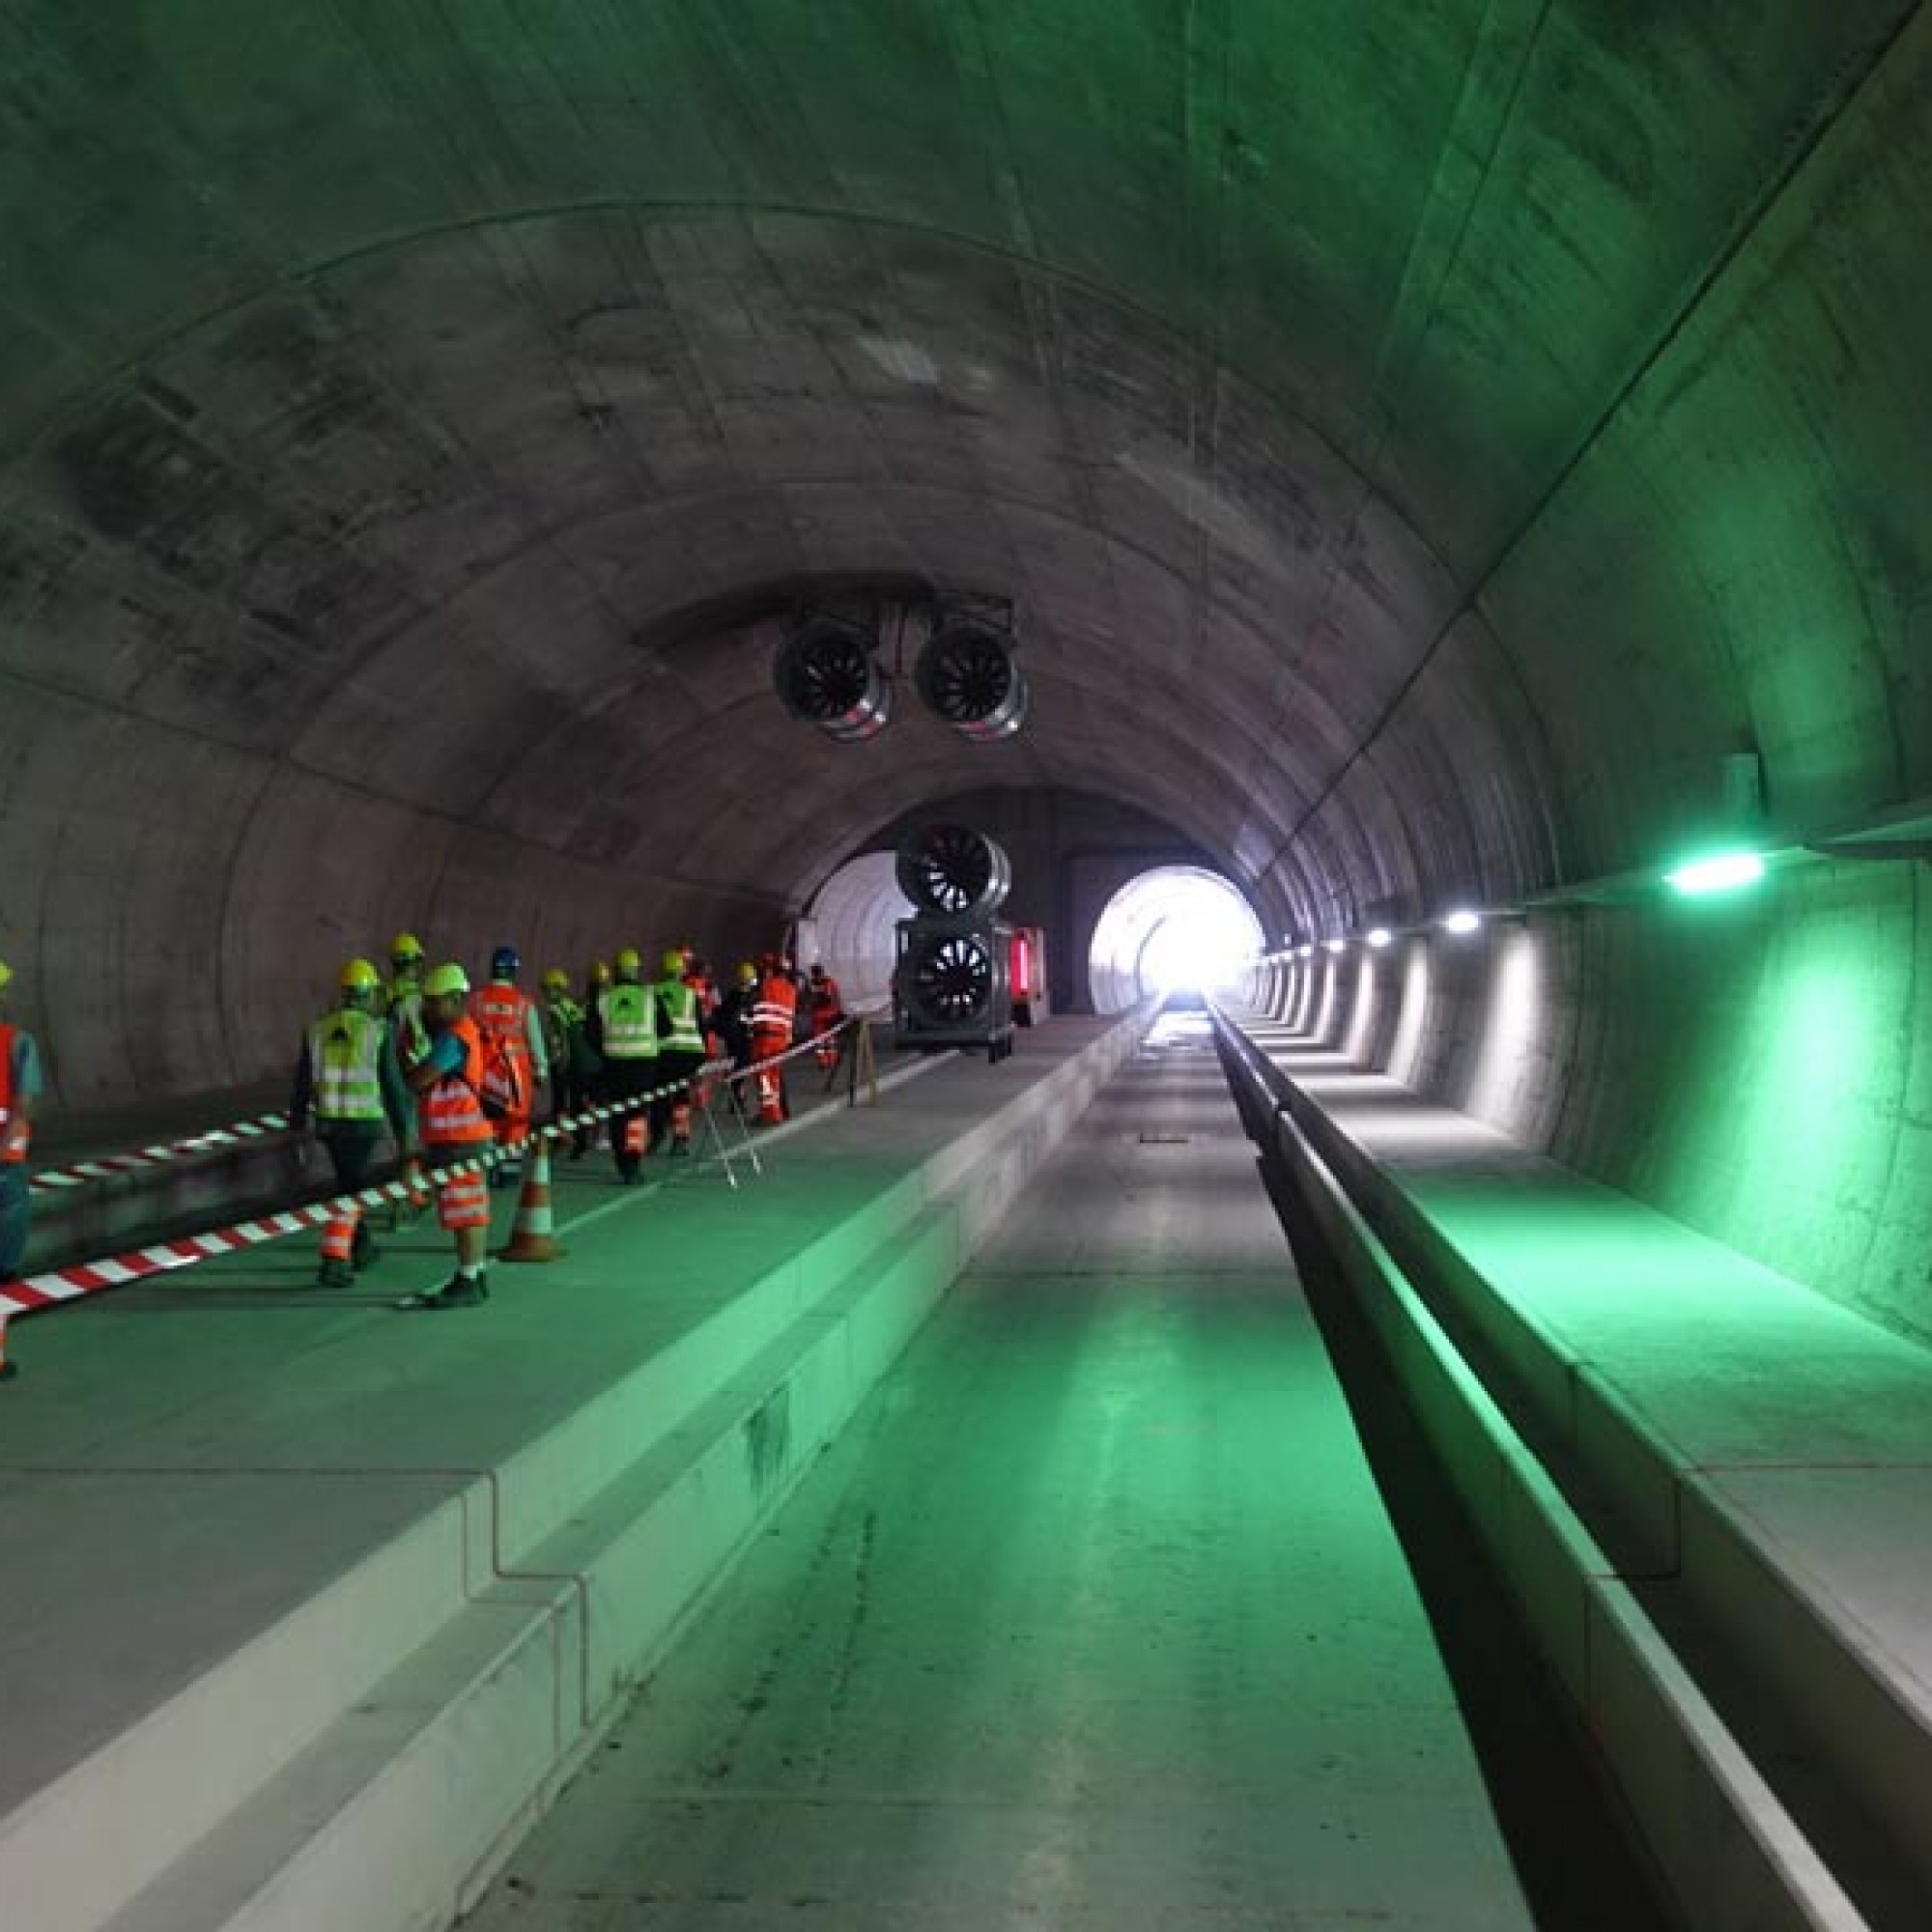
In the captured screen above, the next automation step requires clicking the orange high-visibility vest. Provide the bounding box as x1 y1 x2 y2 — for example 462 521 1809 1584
418 1018 495 1148
751 976 797 1042
0 1024 29 1162
471 983 533 1069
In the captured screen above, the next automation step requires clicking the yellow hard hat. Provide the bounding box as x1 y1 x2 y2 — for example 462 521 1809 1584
614 947 642 978
541 967 570 993
589 959 613 988
661 949 686 977
422 961 469 999
390 931 425 964
0 955 13 991
736 960 757 987
339 956 381 993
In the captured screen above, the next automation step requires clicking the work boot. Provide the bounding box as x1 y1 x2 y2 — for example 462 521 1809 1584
314 1259 355 1291
423 1271 489 1310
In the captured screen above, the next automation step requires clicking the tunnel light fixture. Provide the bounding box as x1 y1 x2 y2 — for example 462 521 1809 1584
1441 909 1482 936
1296 943 1315 959
1322 937 1347 955
1665 849 1766 896
1366 926 1393 950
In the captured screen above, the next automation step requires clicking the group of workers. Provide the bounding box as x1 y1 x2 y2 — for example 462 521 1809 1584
288 936 848 1311
0 937 850 1320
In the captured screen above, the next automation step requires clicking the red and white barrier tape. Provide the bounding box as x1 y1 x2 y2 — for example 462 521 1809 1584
30 1111 293 1193
1 1014 871 1327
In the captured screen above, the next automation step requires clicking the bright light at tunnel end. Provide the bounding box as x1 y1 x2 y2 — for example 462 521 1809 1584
1089 867 1264 1009
1665 850 1766 896
1366 926 1393 950
1442 908 1482 936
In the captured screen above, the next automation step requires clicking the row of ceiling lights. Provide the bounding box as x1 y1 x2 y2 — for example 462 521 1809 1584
1260 843 1772 963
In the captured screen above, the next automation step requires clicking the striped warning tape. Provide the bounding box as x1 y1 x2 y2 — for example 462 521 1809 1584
29 1112 294 1192
0 1013 872 1329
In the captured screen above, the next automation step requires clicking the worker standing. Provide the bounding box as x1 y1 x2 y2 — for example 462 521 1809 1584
539 969 598 1158
806 961 845 1071
398 962 495 1310
471 946 548 1187
713 961 757 1101
384 933 430 1061
650 950 708 1154
750 953 799 1125
588 947 660 1183
0 956 46 1311
291 958 416 1288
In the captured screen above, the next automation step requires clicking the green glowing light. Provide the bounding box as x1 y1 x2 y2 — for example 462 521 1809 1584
1665 851 1765 895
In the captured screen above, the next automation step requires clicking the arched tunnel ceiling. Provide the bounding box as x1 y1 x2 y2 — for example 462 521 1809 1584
6 2 1932 955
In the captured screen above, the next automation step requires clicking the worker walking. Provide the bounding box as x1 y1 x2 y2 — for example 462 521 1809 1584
471 946 548 1187
650 950 708 1154
806 961 845 1071
750 953 799 1125
588 947 660 1183
291 958 416 1289
399 962 496 1310
0 956 46 1309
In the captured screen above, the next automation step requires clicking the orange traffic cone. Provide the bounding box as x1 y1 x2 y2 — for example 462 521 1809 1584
499 1139 565 1264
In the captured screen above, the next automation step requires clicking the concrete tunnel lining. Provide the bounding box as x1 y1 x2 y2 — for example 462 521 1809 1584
0 4 1929 1341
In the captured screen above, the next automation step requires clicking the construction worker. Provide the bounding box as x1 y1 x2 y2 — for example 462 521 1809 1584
471 945 548 1187
539 968 599 1158
398 962 495 1310
750 952 799 1124
806 961 845 1071
650 950 708 1154
714 961 755 1062
384 933 430 1059
290 958 415 1289
0 956 45 1307
587 947 660 1183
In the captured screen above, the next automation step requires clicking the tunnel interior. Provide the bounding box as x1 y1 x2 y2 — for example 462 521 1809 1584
2 5 1929 1341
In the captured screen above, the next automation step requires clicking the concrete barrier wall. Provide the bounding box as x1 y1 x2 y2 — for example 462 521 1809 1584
1214 1019 1864 1932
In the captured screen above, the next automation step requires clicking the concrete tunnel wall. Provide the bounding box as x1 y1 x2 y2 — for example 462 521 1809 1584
1261 856 1932 1350
2 9 1930 1324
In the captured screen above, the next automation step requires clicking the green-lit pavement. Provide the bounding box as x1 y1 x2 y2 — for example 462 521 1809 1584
461 1014 1551 1930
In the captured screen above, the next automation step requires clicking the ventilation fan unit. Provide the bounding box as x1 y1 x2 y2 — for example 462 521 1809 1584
895 822 1012 919
773 612 894 742
894 917 1014 1060
914 611 1028 742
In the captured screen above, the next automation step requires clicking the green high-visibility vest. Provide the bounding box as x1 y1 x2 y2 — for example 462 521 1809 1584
308 1008 385 1123
599 983 659 1060
653 979 705 1055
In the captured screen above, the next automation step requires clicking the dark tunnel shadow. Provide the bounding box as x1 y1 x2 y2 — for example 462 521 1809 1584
1252 1150 1679 1931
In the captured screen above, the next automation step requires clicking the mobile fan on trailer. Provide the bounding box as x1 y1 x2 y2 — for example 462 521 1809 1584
892 823 1016 1061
